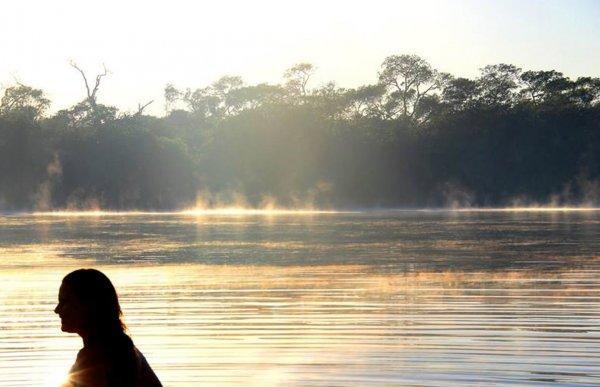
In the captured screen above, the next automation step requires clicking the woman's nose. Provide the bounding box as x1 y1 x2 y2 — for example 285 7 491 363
54 304 60 314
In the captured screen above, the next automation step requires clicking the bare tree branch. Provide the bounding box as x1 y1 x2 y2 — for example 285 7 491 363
136 100 154 115
91 64 109 101
70 61 91 100
69 62 110 105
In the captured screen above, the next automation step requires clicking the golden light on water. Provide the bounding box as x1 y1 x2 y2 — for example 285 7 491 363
181 207 339 215
3 261 600 385
32 210 152 217
26 206 600 217
2 212 599 385
29 208 341 217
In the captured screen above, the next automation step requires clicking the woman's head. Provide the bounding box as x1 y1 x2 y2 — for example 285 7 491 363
54 269 126 336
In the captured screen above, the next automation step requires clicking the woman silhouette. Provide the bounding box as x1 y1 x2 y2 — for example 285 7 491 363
55 268 162 386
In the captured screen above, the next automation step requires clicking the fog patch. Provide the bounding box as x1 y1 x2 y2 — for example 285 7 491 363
33 153 62 211
442 182 475 209
192 181 333 211
65 190 102 211
508 175 600 208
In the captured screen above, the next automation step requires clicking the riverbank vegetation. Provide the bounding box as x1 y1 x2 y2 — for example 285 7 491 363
1 55 599 210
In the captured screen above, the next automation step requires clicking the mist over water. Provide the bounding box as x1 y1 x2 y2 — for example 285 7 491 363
1 210 599 385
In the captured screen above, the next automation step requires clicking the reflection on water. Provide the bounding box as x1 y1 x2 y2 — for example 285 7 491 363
0 211 599 386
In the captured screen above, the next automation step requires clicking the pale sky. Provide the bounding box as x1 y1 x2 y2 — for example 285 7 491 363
1 0 599 115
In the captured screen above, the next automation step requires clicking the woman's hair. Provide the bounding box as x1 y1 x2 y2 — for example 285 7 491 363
62 268 127 334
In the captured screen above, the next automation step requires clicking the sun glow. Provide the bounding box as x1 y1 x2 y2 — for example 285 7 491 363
25 206 600 217
181 207 338 216
31 210 151 217
43 368 69 387
29 207 340 217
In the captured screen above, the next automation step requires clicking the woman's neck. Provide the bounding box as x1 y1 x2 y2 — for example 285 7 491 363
81 328 124 348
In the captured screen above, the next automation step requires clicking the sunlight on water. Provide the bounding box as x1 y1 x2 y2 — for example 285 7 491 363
25 206 600 218
2 263 599 386
181 207 340 216
31 210 163 217
29 207 343 218
0 211 598 386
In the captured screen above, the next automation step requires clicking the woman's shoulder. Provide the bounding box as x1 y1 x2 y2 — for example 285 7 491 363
134 346 163 387
64 347 109 386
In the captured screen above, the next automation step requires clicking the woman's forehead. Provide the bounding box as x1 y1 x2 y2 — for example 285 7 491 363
58 282 73 298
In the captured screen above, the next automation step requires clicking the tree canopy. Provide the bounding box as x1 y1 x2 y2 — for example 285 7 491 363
0 54 598 210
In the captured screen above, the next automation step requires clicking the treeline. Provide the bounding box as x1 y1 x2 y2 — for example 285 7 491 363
1 55 599 210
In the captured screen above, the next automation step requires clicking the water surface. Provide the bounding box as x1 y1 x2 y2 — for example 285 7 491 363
1 210 599 386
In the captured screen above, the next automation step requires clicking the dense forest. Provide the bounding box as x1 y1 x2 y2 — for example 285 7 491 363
1 55 599 210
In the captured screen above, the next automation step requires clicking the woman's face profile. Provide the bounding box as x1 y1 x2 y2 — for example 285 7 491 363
54 283 87 334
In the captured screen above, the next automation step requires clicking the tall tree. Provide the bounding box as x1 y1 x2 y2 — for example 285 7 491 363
284 63 315 99
378 54 447 121
519 70 569 104
0 83 50 119
477 64 521 106
441 77 479 111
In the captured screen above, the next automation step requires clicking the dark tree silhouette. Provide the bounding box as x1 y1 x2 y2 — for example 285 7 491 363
0 55 598 210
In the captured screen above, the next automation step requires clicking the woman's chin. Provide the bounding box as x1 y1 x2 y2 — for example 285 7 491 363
60 322 74 333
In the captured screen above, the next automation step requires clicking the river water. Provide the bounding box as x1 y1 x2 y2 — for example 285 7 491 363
0 210 599 386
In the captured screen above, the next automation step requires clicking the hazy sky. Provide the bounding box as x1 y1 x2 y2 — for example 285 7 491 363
1 0 598 115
